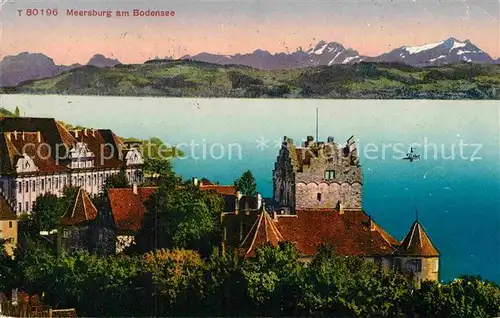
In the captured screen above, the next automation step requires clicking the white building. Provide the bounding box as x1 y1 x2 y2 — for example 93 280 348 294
0 117 144 215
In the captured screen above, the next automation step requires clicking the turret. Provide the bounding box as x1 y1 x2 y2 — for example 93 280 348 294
393 219 440 287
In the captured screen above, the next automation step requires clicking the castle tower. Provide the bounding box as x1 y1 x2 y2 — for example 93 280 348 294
272 135 362 213
393 220 440 287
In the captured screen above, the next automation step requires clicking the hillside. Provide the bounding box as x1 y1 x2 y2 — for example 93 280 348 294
1 60 499 99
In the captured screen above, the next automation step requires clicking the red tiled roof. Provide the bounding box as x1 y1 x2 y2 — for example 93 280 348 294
236 209 399 257
240 210 283 258
200 184 237 196
60 188 98 226
107 187 157 232
395 221 439 257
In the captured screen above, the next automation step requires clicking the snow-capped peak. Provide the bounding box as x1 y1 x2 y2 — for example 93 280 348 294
403 40 444 54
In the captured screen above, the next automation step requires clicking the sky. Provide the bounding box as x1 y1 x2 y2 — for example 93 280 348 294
0 0 498 64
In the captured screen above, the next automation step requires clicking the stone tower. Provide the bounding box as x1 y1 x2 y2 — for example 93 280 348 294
393 220 440 287
272 135 362 213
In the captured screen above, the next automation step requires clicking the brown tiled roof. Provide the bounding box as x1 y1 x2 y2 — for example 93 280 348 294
234 209 399 258
107 187 156 233
199 184 237 195
0 194 16 220
395 221 439 257
200 178 214 185
69 129 124 169
60 188 98 226
240 211 283 258
1 132 70 173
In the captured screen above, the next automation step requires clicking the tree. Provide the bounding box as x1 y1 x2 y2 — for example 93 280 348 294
14 106 20 117
234 170 257 196
102 164 130 192
31 193 64 232
135 172 224 257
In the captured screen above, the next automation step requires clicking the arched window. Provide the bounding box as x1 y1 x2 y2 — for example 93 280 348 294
317 193 322 201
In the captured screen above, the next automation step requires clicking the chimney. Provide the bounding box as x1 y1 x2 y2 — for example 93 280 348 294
92 129 96 137
132 183 138 194
369 215 376 231
74 130 78 138
13 131 18 140
22 132 25 140
272 209 278 221
37 131 41 143
192 177 198 186
6 132 11 141
235 191 242 215
257 193 262 210
84 128 88 136
339 202 344 215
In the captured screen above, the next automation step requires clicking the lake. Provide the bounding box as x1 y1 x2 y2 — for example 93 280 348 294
1 94 499 283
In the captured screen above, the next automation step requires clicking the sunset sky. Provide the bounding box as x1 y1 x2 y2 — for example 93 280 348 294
0 0 498 65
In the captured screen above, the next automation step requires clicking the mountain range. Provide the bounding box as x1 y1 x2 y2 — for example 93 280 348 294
0 37 498 87
0 53 120 87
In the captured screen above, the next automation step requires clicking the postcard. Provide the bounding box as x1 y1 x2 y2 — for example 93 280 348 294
0 0 499 317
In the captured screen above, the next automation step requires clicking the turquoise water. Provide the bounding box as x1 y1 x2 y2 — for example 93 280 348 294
1 95 498 283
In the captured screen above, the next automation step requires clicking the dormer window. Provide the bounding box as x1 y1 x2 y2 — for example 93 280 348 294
70 142 95 169
125 148 144 166
324 170 335 180
16 154 38 173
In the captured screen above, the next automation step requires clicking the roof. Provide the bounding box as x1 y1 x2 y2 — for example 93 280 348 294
0 194 16 220
68 129 124 169
228 209 400 258
0 132 70 173
107 187 156 232
60 188 98 226
394 220 440 257
199 184 237 195
0 117 129 174
240 210 283 258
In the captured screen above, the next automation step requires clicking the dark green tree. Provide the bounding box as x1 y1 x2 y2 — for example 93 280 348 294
234 170 257 196
102 164 130 192
31 193 64 232
135 163 223 257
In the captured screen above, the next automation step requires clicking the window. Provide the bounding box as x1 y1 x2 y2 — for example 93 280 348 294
317 193 322 201
324 170 336 180
93 175 97 185
406 259 422 273
25 181 29 193
9 221 12 228
88 175 91 185
31 180 35 192
18 182 22 193
41 179 45 190
25 201 29 211
48 178 52 190
63 229 69 239
18 203 21 212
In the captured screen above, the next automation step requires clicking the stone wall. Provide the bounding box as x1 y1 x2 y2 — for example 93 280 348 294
396 256 440 286
295 181 362 210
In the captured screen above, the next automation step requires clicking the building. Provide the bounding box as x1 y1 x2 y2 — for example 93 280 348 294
273 135 362 213
58 187 114 255
0 194 17 256
105 178 261 253
107 184 157 253
393 220 440 285
0 117 144 215
222 135 440 284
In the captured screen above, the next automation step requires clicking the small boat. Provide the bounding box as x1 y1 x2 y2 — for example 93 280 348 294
403 147 420 162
